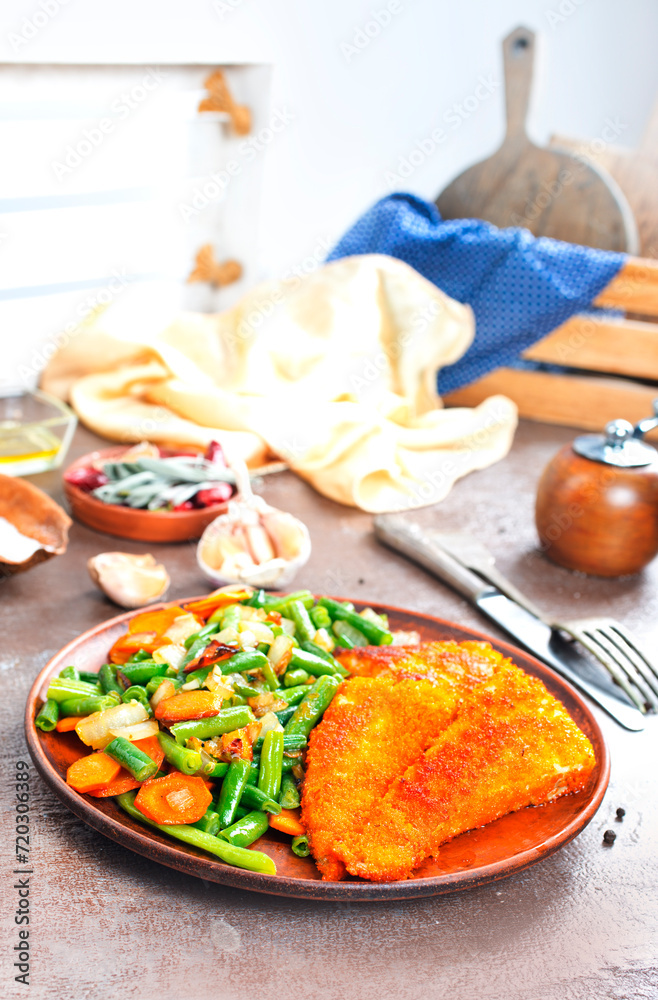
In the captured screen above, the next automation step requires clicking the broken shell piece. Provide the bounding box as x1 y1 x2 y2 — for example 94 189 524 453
197 497 311 590
88 552 170 609
0 473 70 576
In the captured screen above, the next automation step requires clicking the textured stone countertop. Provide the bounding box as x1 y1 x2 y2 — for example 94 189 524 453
2 422 656 1000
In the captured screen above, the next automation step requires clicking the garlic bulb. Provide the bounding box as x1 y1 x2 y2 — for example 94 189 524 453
87 552 170 608
197 496 311 589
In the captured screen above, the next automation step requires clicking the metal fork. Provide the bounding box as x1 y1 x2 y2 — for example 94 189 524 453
433 532 658 714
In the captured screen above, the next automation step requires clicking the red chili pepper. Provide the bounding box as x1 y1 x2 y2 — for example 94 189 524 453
64 466 109 492
173 500 195 512
195 484 234 507
205 440 227 466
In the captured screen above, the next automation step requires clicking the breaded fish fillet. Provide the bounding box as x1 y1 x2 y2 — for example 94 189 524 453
336 640 512 690
302 675 459 880
304 642 596 882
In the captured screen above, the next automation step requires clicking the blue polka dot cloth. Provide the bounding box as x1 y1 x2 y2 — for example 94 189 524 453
326 193 625 394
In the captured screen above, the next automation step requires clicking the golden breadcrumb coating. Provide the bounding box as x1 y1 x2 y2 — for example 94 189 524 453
303 642 596 882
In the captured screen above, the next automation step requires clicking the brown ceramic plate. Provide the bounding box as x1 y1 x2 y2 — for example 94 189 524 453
25 598 609 901
63 446 233 543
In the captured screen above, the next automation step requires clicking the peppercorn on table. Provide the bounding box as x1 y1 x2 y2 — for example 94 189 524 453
3 423 657 1000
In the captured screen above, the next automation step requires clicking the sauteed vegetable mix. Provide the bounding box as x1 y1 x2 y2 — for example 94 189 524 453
35 587 394 875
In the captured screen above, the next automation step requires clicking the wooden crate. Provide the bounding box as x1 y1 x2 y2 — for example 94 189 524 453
445 257 658 432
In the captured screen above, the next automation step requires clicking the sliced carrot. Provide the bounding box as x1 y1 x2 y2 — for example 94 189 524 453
56 716 85 732
66 752 122 793
268 808 305 837
128 606 186 635
109 631 173 665
154 689 226 724
86 735 165 797
183 588 252 620
134 772 212 824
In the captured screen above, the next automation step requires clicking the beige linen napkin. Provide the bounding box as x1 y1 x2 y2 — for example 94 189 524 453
42 254 517 512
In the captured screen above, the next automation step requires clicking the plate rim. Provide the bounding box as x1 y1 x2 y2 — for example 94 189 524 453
24 596 610 902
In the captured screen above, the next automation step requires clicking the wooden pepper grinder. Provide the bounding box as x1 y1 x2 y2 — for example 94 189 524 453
536 401 658 576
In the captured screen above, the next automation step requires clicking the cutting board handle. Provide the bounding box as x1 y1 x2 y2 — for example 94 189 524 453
503 26 535 140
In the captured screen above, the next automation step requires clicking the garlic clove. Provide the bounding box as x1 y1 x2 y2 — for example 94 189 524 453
197 498 311 590
261 510 306 561
87 552 170 609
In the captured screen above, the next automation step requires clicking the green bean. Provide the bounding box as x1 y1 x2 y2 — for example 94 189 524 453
183 622 219 649
253 733 307 753
291 834 310 857
59 693 121 717
299 641 348 677
170 706 254 745
99 663 124 695
127 649 152 662
193 808 220 836
105 736 159 781
119 660 168 686
284 675 341 738
116 792 276 875
46 677 99 702
240 783 281 815
276 684 311 706
333 620 370 647
219 810 269 847
181 666 212 687
252 753 301 775
289 647 338 677
215 604 241 629
274 705 297 726
59 665 79 680
145 675 181 697
78 670 102 686
157 731 204 775
286 599 316 643
260 659 280 692
309 605 332 630
35 699 59 732
262 590 314 612
121 686 153 715
218 650 268 675
177 637 210 676
245 588 267 608
279 772 300 809
247 759 259 785
228 678 265 699
233 805 250 820
216 758 251 828
333 629 355 649
258 731 284 801
318 598 393 645
205 761 229 779
284 668 309 687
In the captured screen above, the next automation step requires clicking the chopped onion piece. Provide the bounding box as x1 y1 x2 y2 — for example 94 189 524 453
239 620 274 644
238 629 257 650
267 634 294 674
216 626 239 645
150 679 176 708
75 701 149 750
312 628 335 653
108 719 159 741
163 613 202 645
181 678 201 691
279 618 296 637
153 643 187 670
258 711 283 737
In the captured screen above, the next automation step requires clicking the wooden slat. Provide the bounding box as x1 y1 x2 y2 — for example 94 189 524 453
444 367 658 435
524 314 658 377
595 257 658 316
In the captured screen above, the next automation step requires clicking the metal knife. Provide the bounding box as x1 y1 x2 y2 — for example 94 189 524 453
374 514 644 731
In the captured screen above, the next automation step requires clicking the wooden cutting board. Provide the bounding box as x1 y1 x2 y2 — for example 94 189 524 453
436 26 638 253
551 99 658 258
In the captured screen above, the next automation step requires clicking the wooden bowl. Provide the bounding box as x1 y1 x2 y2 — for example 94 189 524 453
0 473 71 575
63 446 232 543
